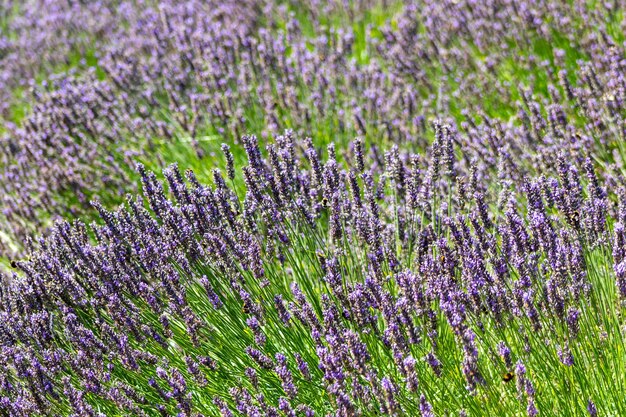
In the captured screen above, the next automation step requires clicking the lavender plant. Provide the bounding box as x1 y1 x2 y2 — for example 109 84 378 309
2 1 626 416
1 128 626 416
3 0 626 257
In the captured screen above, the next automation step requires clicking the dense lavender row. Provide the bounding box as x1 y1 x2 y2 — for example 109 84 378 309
3 0 626 259
1 127 625 415
2 1 626 416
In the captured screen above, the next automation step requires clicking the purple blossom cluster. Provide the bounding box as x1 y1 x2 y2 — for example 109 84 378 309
0 0 118 116
1 1 626 416
0 122 622 415
4 0 625 260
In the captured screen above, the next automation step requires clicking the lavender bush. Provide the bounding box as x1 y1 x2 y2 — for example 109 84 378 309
2 1 626 416
1 0 623 255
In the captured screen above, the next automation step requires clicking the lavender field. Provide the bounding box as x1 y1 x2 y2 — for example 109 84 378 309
1 0 626 416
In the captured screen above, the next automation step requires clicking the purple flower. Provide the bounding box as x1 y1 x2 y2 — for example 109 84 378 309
419 394 434 417
587 399 597 417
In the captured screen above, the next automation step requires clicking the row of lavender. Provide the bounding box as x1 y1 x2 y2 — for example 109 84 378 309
2 0 626 416
2 0 625 258
1 125 624 415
